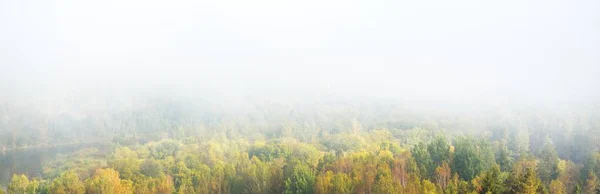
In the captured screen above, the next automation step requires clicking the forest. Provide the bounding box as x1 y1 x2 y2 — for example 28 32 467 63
1 98 599 194
2 0 598 193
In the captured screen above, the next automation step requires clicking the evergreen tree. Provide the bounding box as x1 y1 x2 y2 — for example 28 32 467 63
508 168 542 194
497 140 513 172
538 136 559 183
412 142 433 178
480 165 506 194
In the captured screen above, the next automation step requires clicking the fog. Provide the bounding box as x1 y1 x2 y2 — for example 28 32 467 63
3 1 600 192
1 0 599 106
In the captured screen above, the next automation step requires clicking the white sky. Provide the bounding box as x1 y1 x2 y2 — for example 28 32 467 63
1 0 599 105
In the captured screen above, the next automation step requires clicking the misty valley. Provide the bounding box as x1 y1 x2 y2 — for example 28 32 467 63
0 99 599 194
1 0 598 193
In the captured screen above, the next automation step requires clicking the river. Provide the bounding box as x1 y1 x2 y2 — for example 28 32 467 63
0 143 111 186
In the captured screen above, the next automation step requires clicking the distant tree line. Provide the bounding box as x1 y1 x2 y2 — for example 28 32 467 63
1 99 599 193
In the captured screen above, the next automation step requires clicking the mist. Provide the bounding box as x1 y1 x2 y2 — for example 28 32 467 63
1 0 599 106
1 0 600 193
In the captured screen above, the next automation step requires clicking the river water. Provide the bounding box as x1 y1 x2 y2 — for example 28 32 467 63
0 143 110 186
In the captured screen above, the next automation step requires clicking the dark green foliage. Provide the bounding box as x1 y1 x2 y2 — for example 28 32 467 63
452 136 495 181
149 140 180 160
507 168 543 194
317 152 336 171
582 153 600 182
412 142 433 178
428 135 451 169
140 159 163 178
249 142 292 162
284 164 315 194
497 141 513 172
480 165 506 194
573 183 582 194
537 137 559 183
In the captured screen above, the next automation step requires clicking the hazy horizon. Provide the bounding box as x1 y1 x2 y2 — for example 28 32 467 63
1 0 599 106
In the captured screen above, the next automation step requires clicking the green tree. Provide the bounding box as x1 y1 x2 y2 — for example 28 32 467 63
8 174 29 194
284 163 315 194
480 165 506 194
317 152 336 172
26 179 40 194
373 164 398 194
537 137 559 183
233 155 272 194
412 142 433 178
428 135 451 168
49 171 85 194
572 183 582 194
497 140 513 172
452 136 494 180
508 168 542 194
140 158 163 178
149 140 180 160
581 153 600 182
331 173 353 194
107 147 141 180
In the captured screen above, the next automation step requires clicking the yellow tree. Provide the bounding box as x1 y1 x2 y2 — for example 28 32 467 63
400 174 422 193
521 168 542 194
434 162 451 190
556 160 581 192
132 177 156 194
392 153 410 187
373 172 397 194
332 173 353 194
508 168 542 194
156 175 175 194
315 171 334 194
7 174 29 194
421 180 438 194
584 170 598 194
549 180 565 194
85 168 133 194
